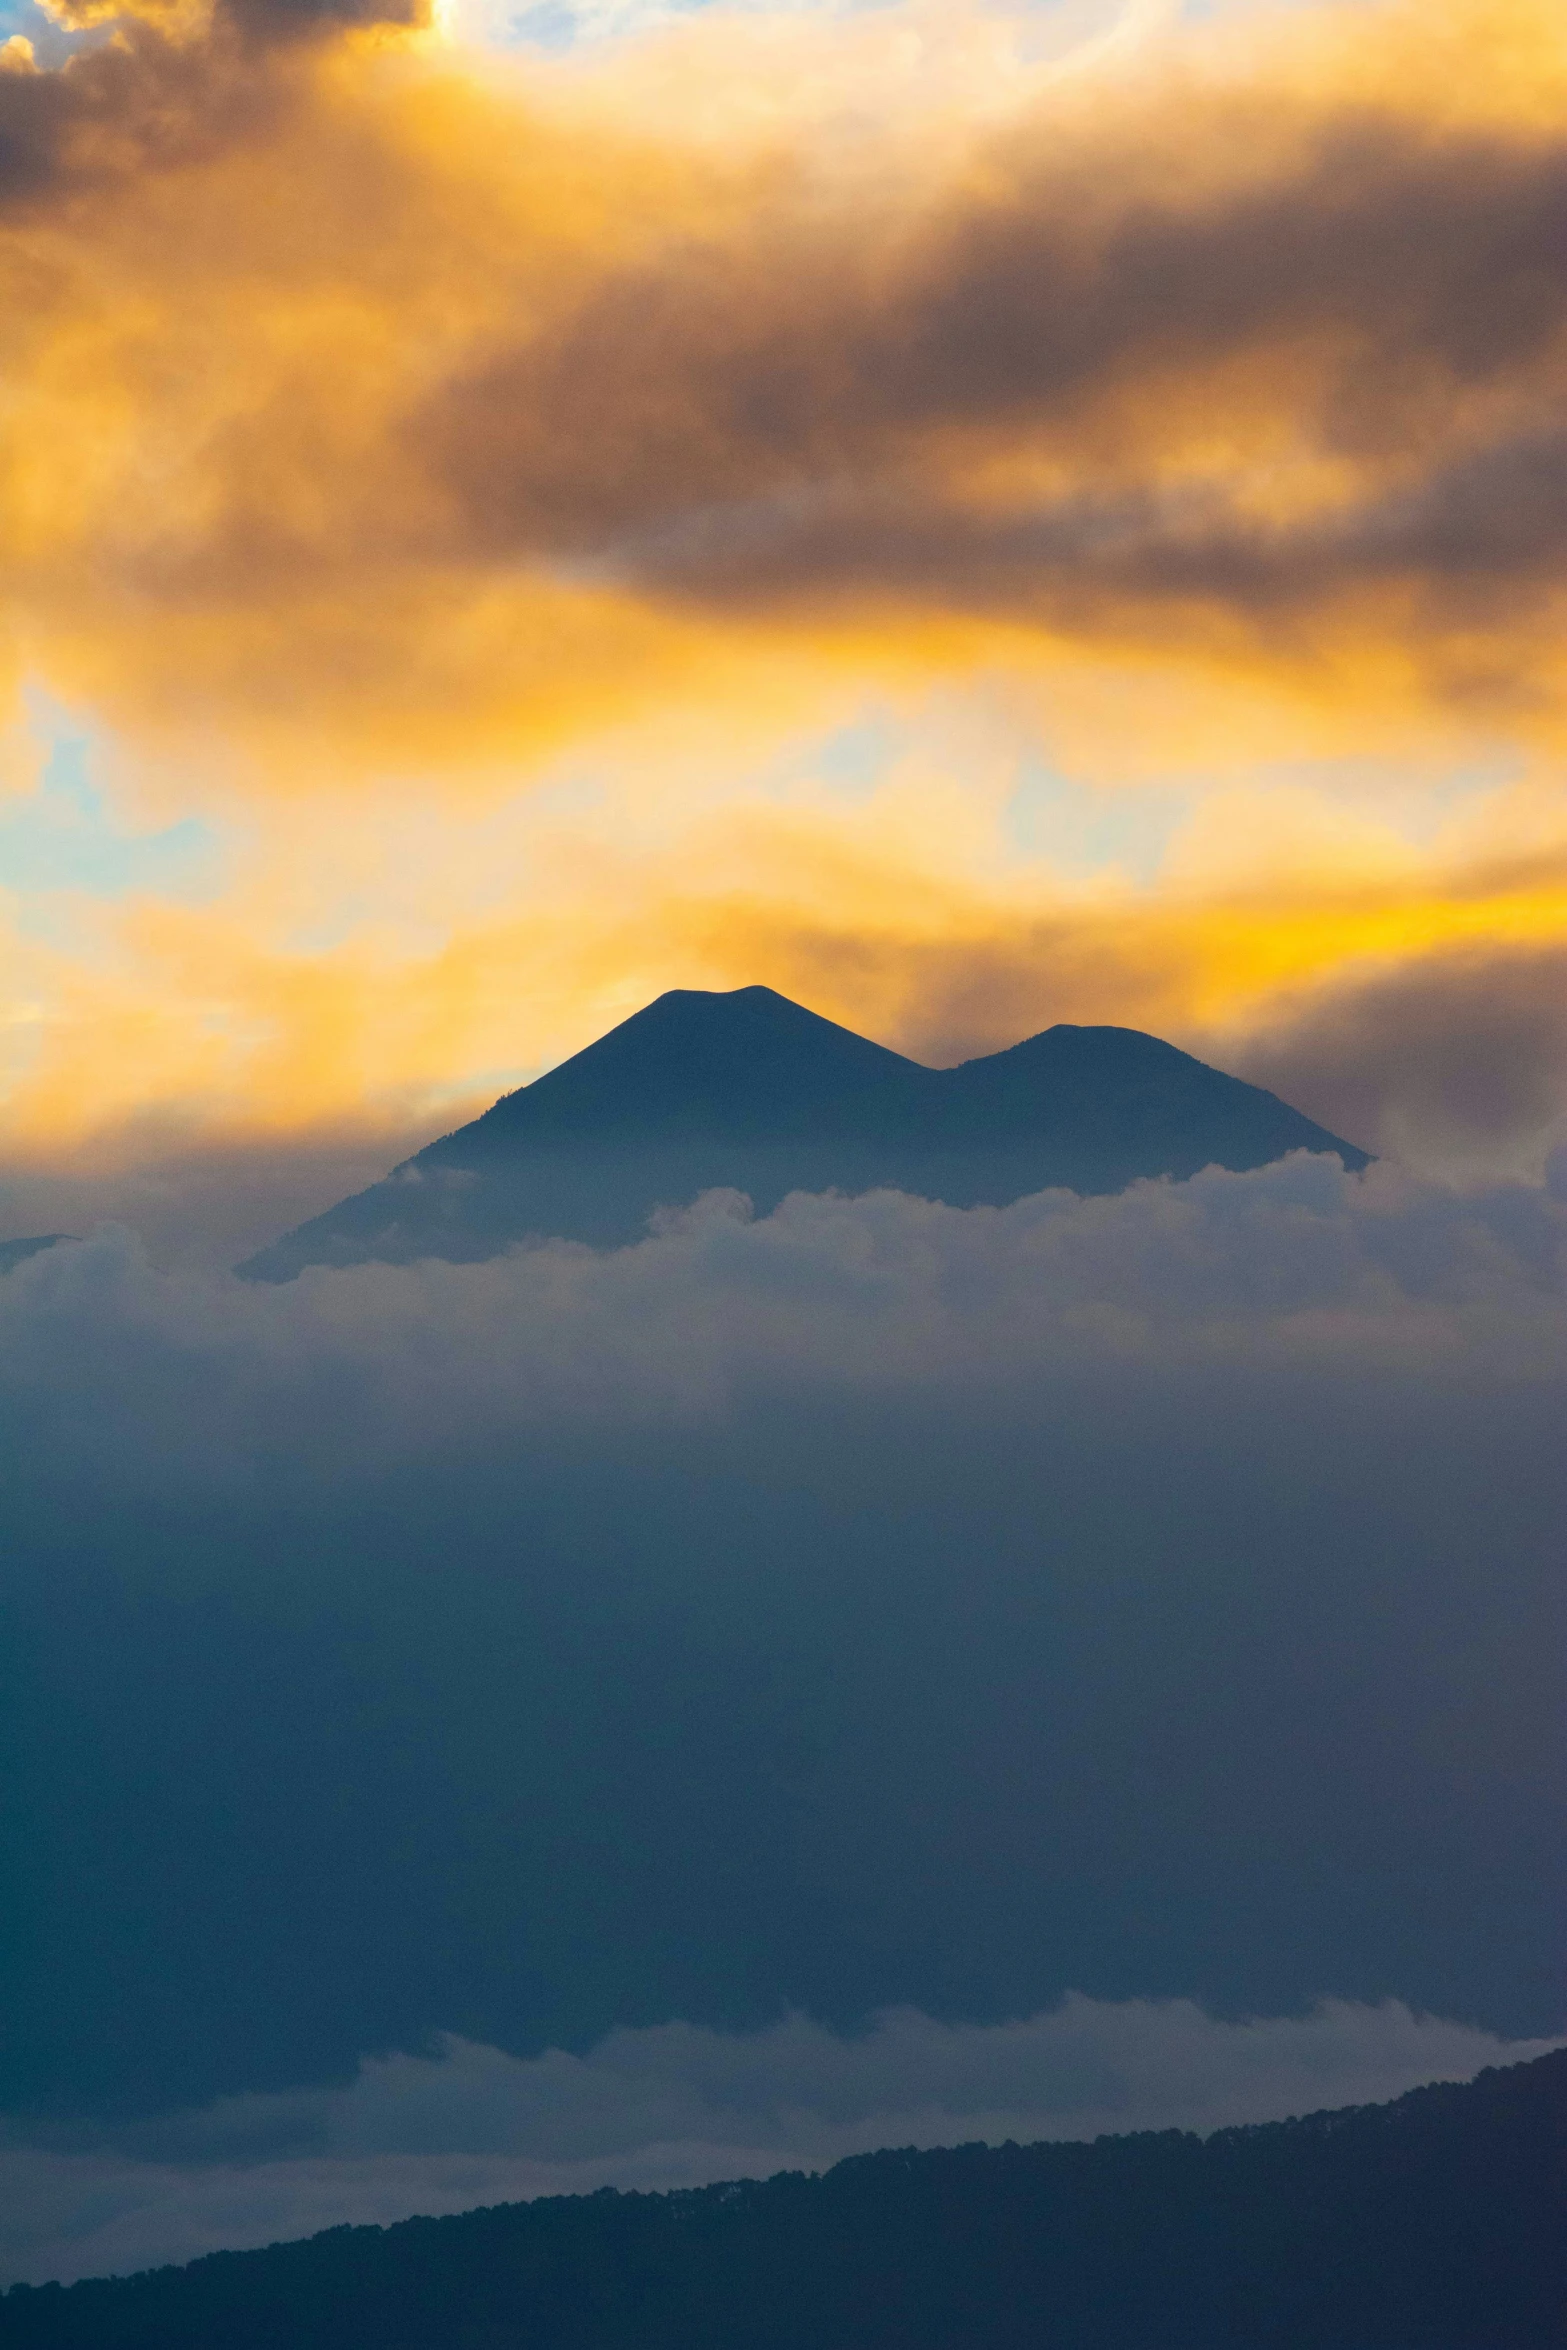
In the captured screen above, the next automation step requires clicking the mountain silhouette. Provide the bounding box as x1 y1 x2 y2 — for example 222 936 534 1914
0 1235 74 1276
239 986 1369 1281
4 2049 1562 2346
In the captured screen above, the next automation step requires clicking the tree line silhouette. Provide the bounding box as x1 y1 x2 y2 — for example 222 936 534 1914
3 2048 1562 2347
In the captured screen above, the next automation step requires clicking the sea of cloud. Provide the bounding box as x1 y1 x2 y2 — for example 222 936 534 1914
1 1155 1563 2283
3 1153 1564 1489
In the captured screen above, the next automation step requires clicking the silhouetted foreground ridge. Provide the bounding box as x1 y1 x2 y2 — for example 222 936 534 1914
240 985 1368 1277
5 2051 1563 2348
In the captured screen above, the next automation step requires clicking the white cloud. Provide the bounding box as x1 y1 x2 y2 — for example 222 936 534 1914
0 1155 1562 1500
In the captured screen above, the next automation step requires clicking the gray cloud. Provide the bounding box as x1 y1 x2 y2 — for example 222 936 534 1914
0 0 416 218
11 3 1567 717
2 1156 1564 1492
445 124 1566 531
0 1112 459 1275
1224 944 1567 1183
612 450 1567 640
3 1997 1558 2286
423 112 1567 653
0 22 282 209
221 0 424 35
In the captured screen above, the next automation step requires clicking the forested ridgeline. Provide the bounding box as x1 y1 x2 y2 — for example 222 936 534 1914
3 2049 1563 2349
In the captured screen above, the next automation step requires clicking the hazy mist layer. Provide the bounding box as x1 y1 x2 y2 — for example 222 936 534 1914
2 1159 1561 2137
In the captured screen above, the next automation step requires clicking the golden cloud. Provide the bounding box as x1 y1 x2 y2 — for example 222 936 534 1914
3 0 1567 1237
5 739 1565 1215
1 0 1567 778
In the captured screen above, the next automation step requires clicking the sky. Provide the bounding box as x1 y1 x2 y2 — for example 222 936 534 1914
1 0 1566 1260
2 0 1566 2296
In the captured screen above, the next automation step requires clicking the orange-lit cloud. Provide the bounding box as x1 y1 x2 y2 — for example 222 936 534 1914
6 0 1567 772
5 728 1566 1260
3 0 1567 1249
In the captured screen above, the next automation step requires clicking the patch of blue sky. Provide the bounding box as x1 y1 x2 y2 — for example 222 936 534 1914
748 710 903 808
1004 757 1188 885
0 700 220 907
0 0 99 64
466 0 955 57
657 705 1185 877
465 0 1273 61
0 0 1305 66
691 706 1186 881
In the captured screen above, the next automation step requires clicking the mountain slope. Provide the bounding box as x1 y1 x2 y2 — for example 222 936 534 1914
239 986 1369 1280
0 1236 74 1276
4 2049 1562 2347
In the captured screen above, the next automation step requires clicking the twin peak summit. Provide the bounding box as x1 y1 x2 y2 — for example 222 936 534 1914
240 985 1367 1282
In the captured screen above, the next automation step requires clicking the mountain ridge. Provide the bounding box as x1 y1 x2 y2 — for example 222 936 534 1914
240 986 1369 1281
0 1235 75 1276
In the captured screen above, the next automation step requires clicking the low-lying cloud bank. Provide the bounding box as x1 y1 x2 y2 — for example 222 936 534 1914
1 1162 1562 2148
2 1153 1564 1489
4 1998 1558 2287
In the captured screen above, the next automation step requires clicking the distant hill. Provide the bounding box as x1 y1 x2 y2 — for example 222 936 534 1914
4 2049 1562 2347
240 987 1368 1279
